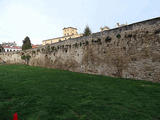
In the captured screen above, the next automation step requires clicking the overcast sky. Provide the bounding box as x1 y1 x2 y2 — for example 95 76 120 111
0 0 159 45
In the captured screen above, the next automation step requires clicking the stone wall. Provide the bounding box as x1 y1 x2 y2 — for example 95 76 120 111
0 17 160 82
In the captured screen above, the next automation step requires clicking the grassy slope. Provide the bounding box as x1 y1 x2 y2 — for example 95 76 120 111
0 65 160 120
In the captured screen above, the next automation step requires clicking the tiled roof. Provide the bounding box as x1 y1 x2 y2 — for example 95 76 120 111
2 46 21 49
63 27 77 30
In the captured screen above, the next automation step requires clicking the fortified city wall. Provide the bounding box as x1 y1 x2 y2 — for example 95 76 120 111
0 17 160 82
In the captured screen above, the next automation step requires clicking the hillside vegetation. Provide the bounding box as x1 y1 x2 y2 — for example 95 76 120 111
0 65 160 120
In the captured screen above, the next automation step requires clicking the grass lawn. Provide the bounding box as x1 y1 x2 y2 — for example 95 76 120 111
0 64 160 120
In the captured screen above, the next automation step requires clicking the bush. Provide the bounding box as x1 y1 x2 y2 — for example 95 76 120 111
25 55 31 61
116 34 121 39
21 55 31 65
105 36 112 43
85 41 89 45
37 49 40 52
155 29 160 34
32 51 36 54
46 46 50 52
21 55 26 60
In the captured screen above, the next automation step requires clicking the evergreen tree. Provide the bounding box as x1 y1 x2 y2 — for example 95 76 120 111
22 36 32 50
84 25 92 36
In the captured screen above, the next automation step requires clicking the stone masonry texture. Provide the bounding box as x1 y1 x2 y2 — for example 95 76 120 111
0 17 160 82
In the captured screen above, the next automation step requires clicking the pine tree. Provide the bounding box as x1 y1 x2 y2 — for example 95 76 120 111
22 36 32 50
84 25 92 36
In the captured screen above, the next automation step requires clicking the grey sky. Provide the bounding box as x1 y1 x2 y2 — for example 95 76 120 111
0 0 159 45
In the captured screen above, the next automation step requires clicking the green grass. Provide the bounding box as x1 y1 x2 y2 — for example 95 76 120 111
0 64 160 120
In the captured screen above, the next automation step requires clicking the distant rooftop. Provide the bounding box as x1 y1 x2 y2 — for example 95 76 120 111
63 27 77 30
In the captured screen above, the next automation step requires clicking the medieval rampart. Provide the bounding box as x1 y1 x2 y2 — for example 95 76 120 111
1 17 160 82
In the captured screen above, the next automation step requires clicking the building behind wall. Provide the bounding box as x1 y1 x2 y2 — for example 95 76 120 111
63 27 78 36
116 22 128 27
42 27 83 45
2 42 21 52
32 44 42 48
100 26 110 31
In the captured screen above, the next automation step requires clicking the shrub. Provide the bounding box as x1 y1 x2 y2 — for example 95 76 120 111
127 34 132 38
92 38 102 44
25 55 31 61
105 36 112 43
80 42 82 47
46 46 50 52
21 55 26 60
85 41 89 45
21 55 31 65
51 46 55 51
37 49 40 52
155 29 160 34
97 38 102 44
41 48 44 52
32 51 36 54
75 43 78 48
116 34 121 39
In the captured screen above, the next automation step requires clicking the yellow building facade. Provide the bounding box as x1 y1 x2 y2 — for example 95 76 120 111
42 27 82 45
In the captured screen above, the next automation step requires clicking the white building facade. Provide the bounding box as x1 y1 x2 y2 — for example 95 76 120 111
1 42 21 52
3 46 21 52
